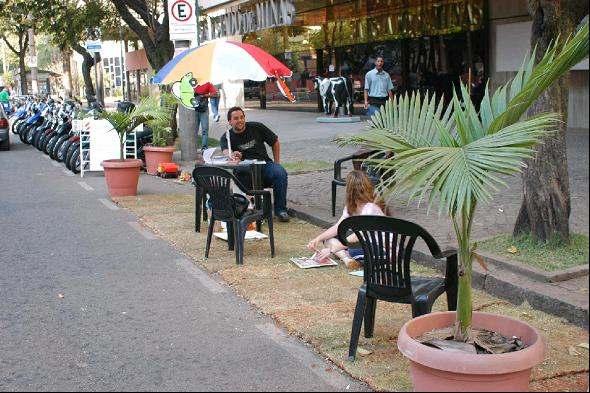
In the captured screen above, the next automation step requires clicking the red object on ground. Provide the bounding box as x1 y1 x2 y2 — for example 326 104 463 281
157 162 179 178
143 146 175 175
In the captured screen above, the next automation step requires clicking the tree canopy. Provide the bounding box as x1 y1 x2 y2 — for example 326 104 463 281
111 0 174 71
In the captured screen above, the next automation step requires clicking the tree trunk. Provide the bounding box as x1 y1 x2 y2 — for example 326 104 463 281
62 48 73 98
2 29 28 95
178 105 197 161
513 1 588 244
72 43 96 104
18 54 27 95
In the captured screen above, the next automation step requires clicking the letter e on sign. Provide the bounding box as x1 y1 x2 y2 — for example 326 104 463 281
172 0 193 22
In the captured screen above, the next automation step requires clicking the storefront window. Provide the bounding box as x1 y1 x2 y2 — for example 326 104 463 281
242 0 486 109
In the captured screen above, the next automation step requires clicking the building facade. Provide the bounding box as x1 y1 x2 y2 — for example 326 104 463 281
199 0 587 129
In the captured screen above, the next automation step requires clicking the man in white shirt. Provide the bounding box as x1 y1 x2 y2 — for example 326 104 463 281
364 56 394 116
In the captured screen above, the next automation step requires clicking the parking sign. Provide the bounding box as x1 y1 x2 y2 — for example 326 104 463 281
168 0 197 40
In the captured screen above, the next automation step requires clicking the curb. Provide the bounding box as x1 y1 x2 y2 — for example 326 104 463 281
411 249 589 329
288 206 589 329
476 250 589 283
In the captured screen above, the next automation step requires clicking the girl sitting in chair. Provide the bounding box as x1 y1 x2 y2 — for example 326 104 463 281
307 170 386 269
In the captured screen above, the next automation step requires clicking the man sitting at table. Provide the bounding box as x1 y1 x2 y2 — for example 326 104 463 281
220 106 290 222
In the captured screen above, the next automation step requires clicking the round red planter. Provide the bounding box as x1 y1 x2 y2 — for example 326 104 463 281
397 311 545 392
101 159 142 197
143 146 176 175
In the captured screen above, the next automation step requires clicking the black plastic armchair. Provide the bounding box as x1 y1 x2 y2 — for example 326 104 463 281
193 166 275 265
331 149 379 216
337 215 458 360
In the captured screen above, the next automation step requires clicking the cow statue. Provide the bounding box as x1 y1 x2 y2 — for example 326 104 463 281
313 76 353 117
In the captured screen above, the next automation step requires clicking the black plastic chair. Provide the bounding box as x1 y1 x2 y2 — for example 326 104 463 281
331 149 379 216
337 215 458 360
193 166 275 265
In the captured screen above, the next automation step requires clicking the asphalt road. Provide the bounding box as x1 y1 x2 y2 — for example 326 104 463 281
0 136 368 392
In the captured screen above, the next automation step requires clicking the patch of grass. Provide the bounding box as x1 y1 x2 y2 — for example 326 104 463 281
282 160 332 173
478 233 589 271
174 137 220 150
197 137 220 149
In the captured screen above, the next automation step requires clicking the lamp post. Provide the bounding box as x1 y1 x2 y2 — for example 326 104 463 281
118 20 126 100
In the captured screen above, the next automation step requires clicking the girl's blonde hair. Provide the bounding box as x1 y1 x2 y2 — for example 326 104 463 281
345 170 385 214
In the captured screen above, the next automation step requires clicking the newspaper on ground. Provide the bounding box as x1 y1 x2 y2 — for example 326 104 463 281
213 230 268 241
290 252 338 269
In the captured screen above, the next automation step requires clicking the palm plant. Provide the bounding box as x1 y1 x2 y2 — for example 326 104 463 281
339 22 588 342
95 96 171 160
147 92 176 147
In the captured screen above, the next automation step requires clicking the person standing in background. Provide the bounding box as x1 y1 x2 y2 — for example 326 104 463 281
193 81 217 151
0 87 11 114
210 83 222 122
363 56 394 116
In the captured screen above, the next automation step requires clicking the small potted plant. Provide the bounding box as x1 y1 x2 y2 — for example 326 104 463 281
97 96 169 197
339 22 588 391
143 94 176 175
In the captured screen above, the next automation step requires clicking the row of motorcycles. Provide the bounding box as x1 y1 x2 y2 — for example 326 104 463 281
10 97 153 174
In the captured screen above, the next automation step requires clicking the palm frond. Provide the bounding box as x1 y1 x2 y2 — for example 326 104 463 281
362 113 560 216
366 91 454 148
337 20 587 218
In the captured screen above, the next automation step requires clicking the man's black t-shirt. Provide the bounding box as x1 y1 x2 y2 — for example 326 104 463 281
220 122 278 162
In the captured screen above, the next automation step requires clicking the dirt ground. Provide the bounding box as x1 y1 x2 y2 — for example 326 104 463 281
115 194 589 392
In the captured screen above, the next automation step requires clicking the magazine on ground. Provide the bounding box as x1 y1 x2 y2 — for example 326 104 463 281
348 270 363 277
290 252 338 269
213 231 268 241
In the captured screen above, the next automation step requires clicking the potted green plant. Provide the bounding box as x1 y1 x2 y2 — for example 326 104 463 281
339 22 588 391
97 96 169 197
143 93 176 175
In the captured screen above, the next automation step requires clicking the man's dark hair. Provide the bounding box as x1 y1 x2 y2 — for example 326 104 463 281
227 106 244 121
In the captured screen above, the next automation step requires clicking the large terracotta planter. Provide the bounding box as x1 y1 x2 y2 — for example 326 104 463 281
397 311 545 392
101 159 142 197
143 146 175 175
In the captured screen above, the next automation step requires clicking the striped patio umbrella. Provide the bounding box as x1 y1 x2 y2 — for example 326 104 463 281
152 40 293 85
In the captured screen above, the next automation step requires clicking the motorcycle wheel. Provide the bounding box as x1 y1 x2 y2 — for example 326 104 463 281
33 131 44 150
45 134 59 155
52 135 69 160
26 127 38 145
12 119 22 134
19 124 31 143
70 149 81 174
57 140 72 162
65 142 78 170
40 132 53 153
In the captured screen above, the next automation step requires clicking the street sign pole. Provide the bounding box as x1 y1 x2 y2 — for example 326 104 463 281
93 52 100 104
195 0 200 47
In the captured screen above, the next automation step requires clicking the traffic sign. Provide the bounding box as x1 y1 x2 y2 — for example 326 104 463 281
171 0 193 21
85 40 102 52
168 0 197 41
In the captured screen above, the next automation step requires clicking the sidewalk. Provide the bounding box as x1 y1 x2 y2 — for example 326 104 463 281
178 108 589 327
